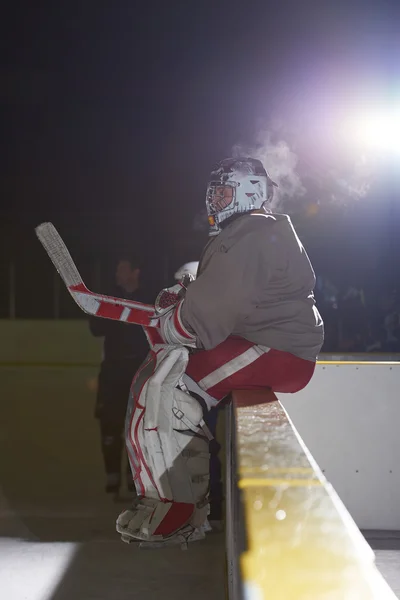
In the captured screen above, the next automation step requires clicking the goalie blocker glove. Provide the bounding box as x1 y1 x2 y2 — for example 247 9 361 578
155 283 197 347
160 300 196 346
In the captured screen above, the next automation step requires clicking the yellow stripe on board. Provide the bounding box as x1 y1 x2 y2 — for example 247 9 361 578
239 477 322 488
239 466 315 475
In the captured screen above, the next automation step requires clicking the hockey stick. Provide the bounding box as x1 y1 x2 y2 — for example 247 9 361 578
35 222 159 327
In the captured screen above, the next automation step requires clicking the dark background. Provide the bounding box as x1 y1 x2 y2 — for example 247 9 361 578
1 0 400 324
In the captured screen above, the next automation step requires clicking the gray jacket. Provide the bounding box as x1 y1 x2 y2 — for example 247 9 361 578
181 213 324 361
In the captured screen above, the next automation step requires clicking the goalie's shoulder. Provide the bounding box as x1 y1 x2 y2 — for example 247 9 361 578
244 212 291 232
220 212 288 248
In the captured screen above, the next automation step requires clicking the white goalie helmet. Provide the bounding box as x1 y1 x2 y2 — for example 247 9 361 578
206 157 278 236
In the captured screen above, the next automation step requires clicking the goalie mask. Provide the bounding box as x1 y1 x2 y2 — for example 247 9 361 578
206 157 278 236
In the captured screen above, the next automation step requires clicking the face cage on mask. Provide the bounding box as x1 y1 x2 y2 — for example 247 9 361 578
206 182 237 216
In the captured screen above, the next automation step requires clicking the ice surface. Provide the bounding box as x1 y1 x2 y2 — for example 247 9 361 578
0 366 225 600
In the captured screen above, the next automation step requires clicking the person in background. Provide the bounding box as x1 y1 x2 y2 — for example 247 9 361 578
90 257 150 499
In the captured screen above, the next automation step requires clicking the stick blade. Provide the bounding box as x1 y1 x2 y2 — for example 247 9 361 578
35 222 83 288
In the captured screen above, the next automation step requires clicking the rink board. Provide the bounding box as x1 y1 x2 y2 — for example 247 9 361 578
227 361 399 600
281 361 400 530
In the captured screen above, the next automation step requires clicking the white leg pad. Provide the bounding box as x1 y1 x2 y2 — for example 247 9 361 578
118 346 210 542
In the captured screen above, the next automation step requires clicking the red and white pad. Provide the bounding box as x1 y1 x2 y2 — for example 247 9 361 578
159 300 196 346
118 346 210 543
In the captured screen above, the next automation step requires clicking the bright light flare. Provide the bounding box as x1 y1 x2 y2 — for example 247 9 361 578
346 107 400 156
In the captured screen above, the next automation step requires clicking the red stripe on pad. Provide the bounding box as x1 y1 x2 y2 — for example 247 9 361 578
153 502 195 537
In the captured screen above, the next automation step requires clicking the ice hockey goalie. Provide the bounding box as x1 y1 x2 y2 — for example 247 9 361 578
116 157 324 546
